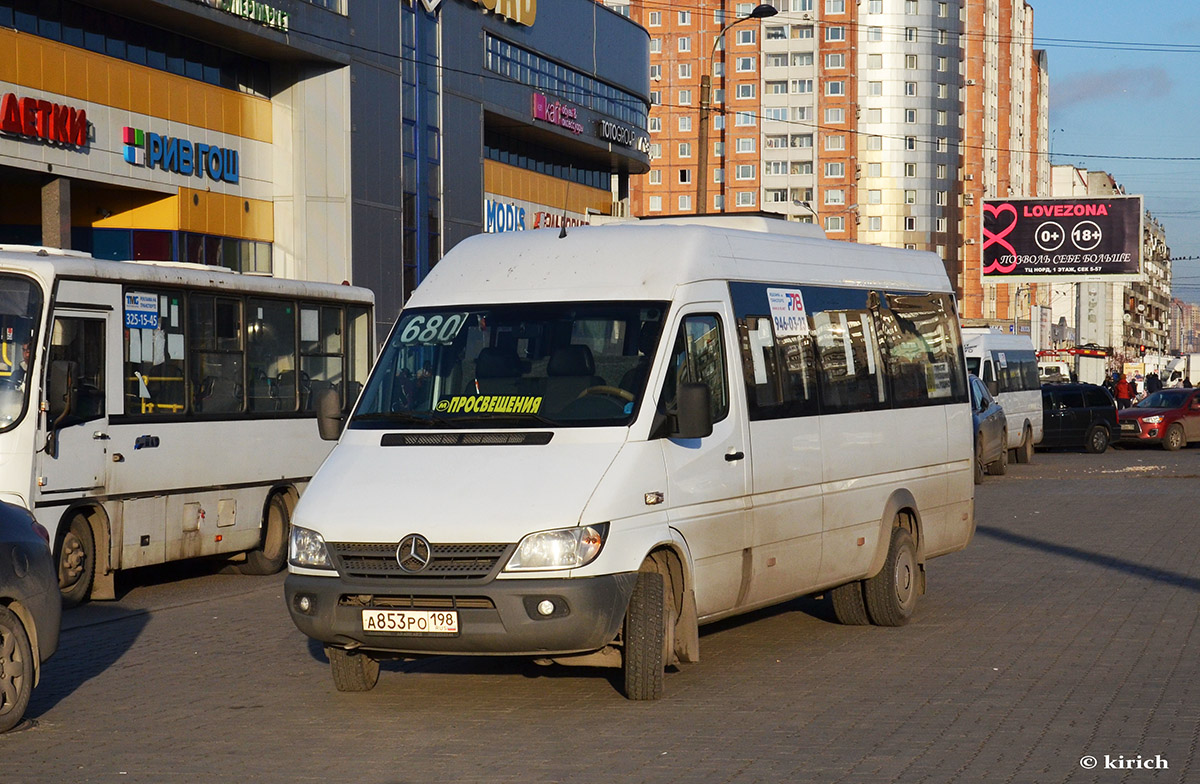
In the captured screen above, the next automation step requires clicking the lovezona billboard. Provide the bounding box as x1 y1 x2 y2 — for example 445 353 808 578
982 195 1142 281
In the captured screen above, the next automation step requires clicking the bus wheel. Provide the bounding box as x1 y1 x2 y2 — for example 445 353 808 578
57 513 95 607
0 607 34 733
622 570 666 700
830 581 870 625
327 646 380 692
864 527 918 627
240 494 291 575
1015 427 1034 464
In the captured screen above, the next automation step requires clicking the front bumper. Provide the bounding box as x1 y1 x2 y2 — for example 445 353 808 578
1118 421 1161 442
285 571 638 656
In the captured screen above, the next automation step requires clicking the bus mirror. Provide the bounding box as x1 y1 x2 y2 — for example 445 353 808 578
315 387 344 441
674 383 713 439
48 360 78 423
985 379 999 398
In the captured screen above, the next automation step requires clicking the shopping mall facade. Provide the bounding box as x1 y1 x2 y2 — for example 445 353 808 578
0 0 650 325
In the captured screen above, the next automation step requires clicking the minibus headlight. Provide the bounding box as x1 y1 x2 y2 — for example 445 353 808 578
1142 415 1163 424
505 524 609 572
289 525 335 570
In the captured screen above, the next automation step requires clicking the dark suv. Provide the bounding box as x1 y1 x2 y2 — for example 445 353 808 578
1039 383 1118 453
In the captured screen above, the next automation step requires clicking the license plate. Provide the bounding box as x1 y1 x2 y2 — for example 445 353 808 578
361 609 459 635
1120 423 1136 432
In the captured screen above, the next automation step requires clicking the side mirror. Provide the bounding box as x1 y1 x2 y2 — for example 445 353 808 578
985 379 999 398
315 387 344 441
674 383 713 439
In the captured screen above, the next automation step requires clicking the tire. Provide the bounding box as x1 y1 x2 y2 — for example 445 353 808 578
622 571 666 700
1014 427 1034 464
1085 425 1109 454
974 439 984 485
327 646 380 692
988 433 1009 475
830 581 871 625
864 527 919 627
57 513 95 608
0 607 34 733
1164 424 1185 451
240 493 291 575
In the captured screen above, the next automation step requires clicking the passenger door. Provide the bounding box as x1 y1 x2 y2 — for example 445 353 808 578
36 309 111 496
659 305 752 618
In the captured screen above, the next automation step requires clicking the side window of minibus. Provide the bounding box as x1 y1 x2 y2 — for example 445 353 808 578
51 316 106 422
659 315 729 424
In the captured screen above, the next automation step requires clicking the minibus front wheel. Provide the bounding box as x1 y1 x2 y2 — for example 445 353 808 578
56 512 95 607
327 645 380 692
621 570 668 700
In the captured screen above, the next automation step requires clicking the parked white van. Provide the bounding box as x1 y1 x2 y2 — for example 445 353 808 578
285 217 976 700
962 329 1044 464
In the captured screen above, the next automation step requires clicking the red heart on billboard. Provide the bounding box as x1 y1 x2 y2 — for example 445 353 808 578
982 202 1018 274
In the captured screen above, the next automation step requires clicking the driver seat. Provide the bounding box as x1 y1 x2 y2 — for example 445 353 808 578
543 345 604 411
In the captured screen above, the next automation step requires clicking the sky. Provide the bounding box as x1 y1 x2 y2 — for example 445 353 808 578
1034 1 1200 303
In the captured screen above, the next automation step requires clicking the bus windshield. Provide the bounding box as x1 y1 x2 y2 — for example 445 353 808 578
0 274 43 431
353 302 670 429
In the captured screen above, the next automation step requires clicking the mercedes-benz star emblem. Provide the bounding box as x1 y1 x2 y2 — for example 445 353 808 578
396 534 432 573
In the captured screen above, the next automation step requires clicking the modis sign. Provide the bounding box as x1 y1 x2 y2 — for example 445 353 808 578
123 126 240 184
465 0 537 26
0 93 88 148
982 195 1142 282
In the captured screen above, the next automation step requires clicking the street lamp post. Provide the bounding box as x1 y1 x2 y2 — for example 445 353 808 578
697 3 777 215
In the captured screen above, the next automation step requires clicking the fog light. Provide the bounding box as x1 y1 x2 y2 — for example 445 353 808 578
537 599 555 616
294 594 315 615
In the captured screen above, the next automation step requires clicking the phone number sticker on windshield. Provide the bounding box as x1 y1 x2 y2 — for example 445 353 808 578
436 395 543 414
397 313 469 345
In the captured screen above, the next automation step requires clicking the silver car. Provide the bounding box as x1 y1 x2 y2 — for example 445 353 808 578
0 501 61 733
970 373 1008 484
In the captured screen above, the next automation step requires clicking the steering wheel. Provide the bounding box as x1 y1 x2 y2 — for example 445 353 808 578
577 385 635 402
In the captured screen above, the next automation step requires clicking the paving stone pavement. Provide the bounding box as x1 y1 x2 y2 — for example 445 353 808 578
1 447 1197 783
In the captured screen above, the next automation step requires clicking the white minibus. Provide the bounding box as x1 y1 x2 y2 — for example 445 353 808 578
962 329 1043 464
0 246 373 604
285 217 975 700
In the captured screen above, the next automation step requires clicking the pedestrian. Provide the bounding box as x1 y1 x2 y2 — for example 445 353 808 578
1145 371 1163 395
1103 372 1117 395
1115 373 1132 408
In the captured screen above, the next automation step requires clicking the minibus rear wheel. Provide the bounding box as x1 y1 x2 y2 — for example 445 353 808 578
864 527 918 627
327 646 380 692
830 581 870 625
622 571 666 700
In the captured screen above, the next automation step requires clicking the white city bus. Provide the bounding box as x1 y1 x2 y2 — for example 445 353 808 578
962 329 1043 464
285 217 976 699
0 246 373 603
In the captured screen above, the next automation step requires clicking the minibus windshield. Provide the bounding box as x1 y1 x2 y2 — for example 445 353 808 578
0 274 43 431
352 302 670 429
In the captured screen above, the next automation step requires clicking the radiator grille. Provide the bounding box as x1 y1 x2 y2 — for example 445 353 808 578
329 542 513 580
338 594 496 610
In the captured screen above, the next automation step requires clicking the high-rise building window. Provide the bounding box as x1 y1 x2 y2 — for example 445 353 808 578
650 117 661 132
868 190 882 204
714 168 725 183
905 163 917 177
867 109 882 123
737 29 757 45
936 164 948 178
869 0 883 13
906 82 918 96
868 54 883 69
679 116 692 132
825 162 845 177
648 11 661 26
679 194 692 211
736 57 756 72
735 111 757 126
736 164 756 179
826 26 846 41
678 37 692 52
867 135 883 150
650 38 661 53
825 108 845 124
937 110 948 125
905 216 917 231
906 54 918 69
937 56 948 71
936 191 948 206
766 27 787 41
827 0 846 14
938 2 948 17
714 195 726 210
905 190 917 204
736 138 757 153
678 10 692 25
826 80 845 96
906 136 917 150
869 81 883 96
767 53 788 67
869 216 882 231
767 189 789 203
649 195 663 211
679 143 692 157
905 109 918 123
906 0 919 13
680 89 693 104
906 27 918 42
767 81 789 94
766 135 788 149
736 83 757 99
826 189 845 205
793 25 814 39
868 163 881 177
826 135 846 151
791 162 814 175
679 169 692 184
763 107 787 121
826 216 845 232
736 191 757 207
651 90 661 104
937 217 948 231
826 53 845 69
649 170 662 185
792 52 814 67
679 64 693 79
868 26 883 41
